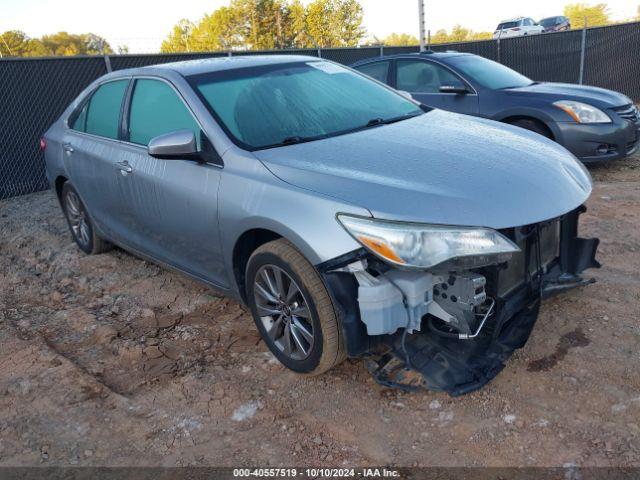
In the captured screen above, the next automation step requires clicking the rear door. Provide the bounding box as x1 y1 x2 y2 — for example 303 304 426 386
62 78 133 241
394 59 479 115
115 77 227 286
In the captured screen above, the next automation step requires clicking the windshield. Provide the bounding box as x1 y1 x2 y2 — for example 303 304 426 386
447 55 533 90
188 61 423 150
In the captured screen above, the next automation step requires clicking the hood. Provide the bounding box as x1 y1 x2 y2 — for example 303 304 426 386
253 110 592 229
506 82 632 107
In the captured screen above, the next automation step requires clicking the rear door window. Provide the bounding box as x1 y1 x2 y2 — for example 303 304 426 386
396 60 465 93
128 78 201 148
354 61 391 84
84 80 129 139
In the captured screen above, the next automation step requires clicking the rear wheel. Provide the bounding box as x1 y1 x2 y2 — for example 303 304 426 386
61 182 111 255
246 239 346 375
509 118 552 139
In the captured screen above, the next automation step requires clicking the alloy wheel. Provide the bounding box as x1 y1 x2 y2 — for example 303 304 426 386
65 190 91 248
253 265 315 361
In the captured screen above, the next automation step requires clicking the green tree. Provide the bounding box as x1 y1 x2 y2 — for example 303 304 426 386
337 0 365 46
430 29 449 44
427 25 492 45
0 30 48 57
305 0 364 47
564 3 611 28
40 32 113 55
191 6 244 51
286 0 309 48
161 19 197 52
1 30 113 57
161 0 364 52
383 32 418 46
236 0 297 49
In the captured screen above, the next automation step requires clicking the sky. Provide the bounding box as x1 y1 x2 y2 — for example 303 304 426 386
1 0 637 52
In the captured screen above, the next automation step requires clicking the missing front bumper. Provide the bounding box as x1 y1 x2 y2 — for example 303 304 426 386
320 206 600 395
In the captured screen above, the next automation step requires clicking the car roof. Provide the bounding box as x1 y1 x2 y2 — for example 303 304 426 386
351 51 472 67
499 17 525 22
113 54 320 77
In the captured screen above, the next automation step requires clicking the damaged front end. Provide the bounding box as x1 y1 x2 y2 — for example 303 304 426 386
320 206 600 396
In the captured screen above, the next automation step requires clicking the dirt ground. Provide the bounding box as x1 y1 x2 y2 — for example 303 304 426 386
1 154 639 468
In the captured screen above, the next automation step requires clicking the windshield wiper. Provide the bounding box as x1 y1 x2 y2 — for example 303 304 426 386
364 111 423 129
383 111 424 125
271 111 424 148
366 118 385 127
281 136 310 145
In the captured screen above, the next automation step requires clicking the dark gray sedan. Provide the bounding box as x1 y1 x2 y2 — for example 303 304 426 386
352 52 640 163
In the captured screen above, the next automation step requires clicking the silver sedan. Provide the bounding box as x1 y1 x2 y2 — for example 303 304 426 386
43 56 600 395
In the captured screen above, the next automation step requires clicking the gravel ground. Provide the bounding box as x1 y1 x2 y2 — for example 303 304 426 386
0 154 639 468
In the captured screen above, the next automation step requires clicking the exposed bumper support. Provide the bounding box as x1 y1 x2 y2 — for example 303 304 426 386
319 206 600 395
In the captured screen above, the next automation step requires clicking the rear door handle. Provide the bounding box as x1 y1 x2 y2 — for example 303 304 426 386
115 160 133 174
62 143 74 153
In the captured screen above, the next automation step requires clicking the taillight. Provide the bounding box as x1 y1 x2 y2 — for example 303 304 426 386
39 137 47 151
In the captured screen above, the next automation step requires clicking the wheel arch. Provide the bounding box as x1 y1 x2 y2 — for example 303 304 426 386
500 114 555 140
232 228 303 304
494 106 562 141
227 206 358 303
54 175 69 201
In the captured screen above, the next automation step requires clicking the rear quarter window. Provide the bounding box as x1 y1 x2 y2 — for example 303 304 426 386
70 103 88 132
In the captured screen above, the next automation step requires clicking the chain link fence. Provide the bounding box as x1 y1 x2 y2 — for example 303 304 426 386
1 21 639 200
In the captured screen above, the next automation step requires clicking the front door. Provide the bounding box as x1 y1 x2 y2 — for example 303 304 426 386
395 59 479 115
116 78 227 287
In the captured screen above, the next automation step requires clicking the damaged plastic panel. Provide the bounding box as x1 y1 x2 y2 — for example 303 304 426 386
320 206 600 396
355 268 487 337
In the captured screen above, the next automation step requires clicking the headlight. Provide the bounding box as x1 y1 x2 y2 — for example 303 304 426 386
337 215 520 270
553 100 611 124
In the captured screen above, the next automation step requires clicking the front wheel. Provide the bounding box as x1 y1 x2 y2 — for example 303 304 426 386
246 239 346 375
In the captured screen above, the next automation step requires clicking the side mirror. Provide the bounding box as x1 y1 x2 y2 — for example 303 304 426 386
148 129 198 160
397 90 414 100
439 85 469 95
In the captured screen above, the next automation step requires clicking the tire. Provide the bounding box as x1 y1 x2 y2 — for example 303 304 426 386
61 182 112 255
509 118 552 139
246 239 346 375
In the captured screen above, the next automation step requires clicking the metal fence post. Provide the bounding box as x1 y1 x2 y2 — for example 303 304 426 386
103 54 112 73
317 48 322 58
418 0 426 52
496 37 501 64
578 18 587 85
380 45 384 57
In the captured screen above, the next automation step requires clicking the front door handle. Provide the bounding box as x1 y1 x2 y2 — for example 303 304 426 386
62 143 74 154
115 160 133 175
